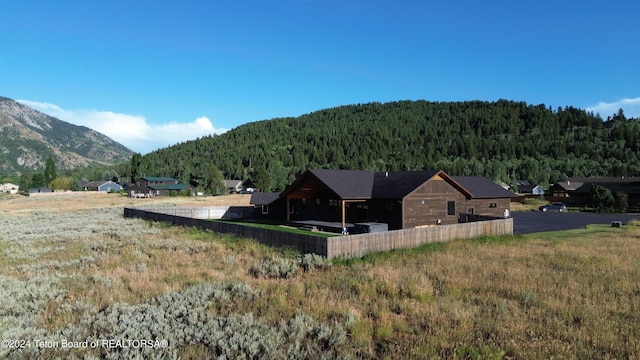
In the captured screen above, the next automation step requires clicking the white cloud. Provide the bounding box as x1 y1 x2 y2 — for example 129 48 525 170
586 97 640 119
16 100 228 154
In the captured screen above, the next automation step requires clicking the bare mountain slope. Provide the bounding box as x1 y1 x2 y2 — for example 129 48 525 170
0 96 134 175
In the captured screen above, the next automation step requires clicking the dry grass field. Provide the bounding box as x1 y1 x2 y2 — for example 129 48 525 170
1 192 639 359
0 191 252 215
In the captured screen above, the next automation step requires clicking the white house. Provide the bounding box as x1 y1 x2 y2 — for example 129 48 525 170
0 183 19 194
224 180 244 193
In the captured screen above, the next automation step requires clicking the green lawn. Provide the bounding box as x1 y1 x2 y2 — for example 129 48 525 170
212 219 339 238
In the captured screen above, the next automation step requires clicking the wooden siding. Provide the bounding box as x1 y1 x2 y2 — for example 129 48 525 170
465 198 511 218
287 175 511 230
403 177 466 227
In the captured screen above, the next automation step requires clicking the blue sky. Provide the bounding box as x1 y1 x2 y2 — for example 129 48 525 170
2 1 639 154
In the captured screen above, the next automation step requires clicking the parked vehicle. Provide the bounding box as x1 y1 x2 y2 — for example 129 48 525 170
539 202 567 212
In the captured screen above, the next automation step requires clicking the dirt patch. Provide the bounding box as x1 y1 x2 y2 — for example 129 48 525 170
0 192 252 215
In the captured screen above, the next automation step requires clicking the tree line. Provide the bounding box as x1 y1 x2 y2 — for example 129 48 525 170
137 100 639 192
34 100 640 194
16 157 75 191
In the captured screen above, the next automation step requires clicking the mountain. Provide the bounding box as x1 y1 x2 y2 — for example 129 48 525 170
136 100 640 191
0 96 134 175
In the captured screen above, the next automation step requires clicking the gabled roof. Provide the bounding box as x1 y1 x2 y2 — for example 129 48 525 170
372 170 440 198
552 181 584 191
250 192 282 205
517 184 541 193
280 169 373 199
84 180 118 188
282 169 512 201
451 176 515 199
309 169 374 199
224 180 243 188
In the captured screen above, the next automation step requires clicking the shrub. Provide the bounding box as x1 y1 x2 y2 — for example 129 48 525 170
63 282 347 359
0 275 66 359
250 257 299 279
628 219 640 226
297 253 332 273
522 198 546 205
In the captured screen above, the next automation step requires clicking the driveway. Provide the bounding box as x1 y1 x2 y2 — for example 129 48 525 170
511 211 640 234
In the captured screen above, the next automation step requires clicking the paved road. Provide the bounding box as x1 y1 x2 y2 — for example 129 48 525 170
511 211 640 234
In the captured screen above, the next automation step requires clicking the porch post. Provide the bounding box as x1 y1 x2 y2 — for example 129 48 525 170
341 200 346 231
286 196 291 222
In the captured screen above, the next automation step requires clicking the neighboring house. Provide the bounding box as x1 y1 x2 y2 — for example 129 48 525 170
279 169 514 230
82 180 123 192
224 180 244 193
28 187 52 194
249 192 287 220
550 177 640 207
517 183 545 195
0 183 19 194
127 176 191 197
550 180 584 199
451 176 516 218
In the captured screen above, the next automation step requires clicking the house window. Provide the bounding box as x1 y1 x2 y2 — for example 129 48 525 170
262 205 269 215
301 198 307 210
447 201 456 216
385 201 394 213
316 199 321 211
356 204 368 220
329 199 339 213
489 203 497 208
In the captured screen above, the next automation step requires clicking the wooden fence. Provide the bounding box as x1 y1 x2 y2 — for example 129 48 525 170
124 207 513 259
326 219 513 259
125 205 254 219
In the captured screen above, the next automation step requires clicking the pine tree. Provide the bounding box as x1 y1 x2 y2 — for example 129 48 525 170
129 153 142 183
44 157 57 186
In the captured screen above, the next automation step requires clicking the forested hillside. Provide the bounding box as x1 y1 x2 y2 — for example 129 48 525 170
134 100 639 192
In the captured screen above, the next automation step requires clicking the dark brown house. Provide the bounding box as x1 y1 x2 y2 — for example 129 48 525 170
127 176 191 197
550 177 640 208
279 169 514 230
249 192 287 220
